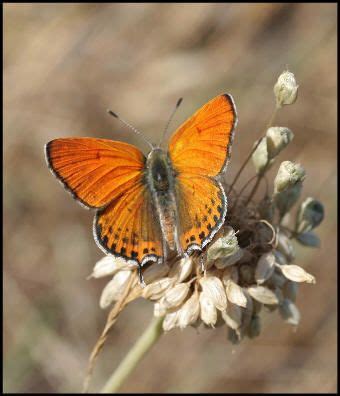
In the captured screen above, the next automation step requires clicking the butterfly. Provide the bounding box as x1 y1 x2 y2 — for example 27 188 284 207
45 94 237 279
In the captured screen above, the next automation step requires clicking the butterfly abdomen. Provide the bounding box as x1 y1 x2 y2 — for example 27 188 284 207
146 149 182 259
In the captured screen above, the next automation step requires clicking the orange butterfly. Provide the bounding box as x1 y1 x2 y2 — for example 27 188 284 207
45 94 237 278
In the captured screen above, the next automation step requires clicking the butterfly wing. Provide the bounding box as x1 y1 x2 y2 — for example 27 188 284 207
169 94 236 177
46 137 163 265
169 94 237 253
45 137 145 209
94 183 163 265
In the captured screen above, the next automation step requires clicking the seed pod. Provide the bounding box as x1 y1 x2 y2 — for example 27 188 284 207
279 298 300 326
274 70 298 108
266 127 294 159
163 310 179 331
154 301 167 317
215 248 243 269
279 264 316 284
283 281 298 302
277 232 295 262
295 197 325 234
296 231 321 248
225 279 247 307
99 270 132 309
273 249 288 265
142 277 174 300
160 283 190 309
169 256 193 282
274 183 303 218
90 255 135 279
228 327 242 344
199 292 217 326
199 276 227 311
143 262 170 284
241 289 254 330
177 291 200 329
255 252 276 284
222 266 239 286
247 285 279 305
247 315 261 338
222 303 242 330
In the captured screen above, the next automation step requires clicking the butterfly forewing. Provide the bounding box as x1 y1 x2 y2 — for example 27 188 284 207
46 138 145 208
169 94 236 177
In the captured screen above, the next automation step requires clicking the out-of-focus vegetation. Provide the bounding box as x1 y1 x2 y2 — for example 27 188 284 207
4 3 336 393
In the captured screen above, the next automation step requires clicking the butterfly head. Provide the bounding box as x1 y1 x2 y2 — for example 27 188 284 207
146 147 174 193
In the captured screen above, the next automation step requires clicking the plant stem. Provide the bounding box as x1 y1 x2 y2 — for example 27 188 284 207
100 316 164 393
227 106 278 195
244 173 264 206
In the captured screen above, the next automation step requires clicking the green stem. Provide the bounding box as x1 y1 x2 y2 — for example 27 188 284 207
100 316 164 393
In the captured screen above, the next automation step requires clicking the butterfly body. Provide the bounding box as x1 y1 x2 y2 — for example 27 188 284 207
45 94 237 271
146 147 182 260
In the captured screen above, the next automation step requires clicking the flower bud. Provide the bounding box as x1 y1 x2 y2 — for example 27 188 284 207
274 70 298 108
222 303 242 330
255 252 276 284
169 256 193 282
199 292 217 326
296 231 321 248
251 138 274 175
99 270 132 308
274 161 305 194
160 283 190 309
90 255 135 279
295 197 325 234
247 285 279 305
279 298 300 326
279 264 316 284
199 276 227 311
225 279 247 307
177 291 200 329
266 127 294 159
207 227 239 261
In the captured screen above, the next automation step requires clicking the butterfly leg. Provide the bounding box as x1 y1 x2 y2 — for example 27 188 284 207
138 265 146 287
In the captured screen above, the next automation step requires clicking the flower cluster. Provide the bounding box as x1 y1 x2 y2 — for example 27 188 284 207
90 70 324 343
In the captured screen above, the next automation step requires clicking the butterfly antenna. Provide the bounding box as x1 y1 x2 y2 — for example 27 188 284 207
107 109 154 150
158 97 183 147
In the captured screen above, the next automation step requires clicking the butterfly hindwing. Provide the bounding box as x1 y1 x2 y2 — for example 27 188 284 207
45 138 146 208
175 174 226 253
94 181 163 265
169 94 237 177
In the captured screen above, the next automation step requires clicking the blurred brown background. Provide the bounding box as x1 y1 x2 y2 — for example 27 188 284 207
4 3 337 393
